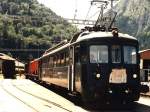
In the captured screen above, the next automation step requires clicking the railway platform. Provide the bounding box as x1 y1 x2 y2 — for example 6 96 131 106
0 79 86 112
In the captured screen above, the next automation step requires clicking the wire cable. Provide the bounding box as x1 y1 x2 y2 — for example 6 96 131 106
86 9 100 20
84 4 92 22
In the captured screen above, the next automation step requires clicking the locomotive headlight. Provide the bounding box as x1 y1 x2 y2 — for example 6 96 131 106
125 90 129 93
133 74 137 78
96 73 101 79
109 90 113 94
108 88 113 94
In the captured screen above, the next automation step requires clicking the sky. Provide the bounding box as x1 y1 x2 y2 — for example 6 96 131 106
37 0 101 20
37 0 119 28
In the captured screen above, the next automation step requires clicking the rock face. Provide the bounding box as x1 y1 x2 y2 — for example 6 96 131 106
114 0 150 49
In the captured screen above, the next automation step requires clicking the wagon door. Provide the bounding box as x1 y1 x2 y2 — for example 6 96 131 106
69 46 75 92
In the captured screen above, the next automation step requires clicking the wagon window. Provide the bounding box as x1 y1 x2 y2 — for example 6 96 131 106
65 52 69 65
57 55 61 66
90 45 108 63
60 53 64 66
53 56 57 67
112 45 121 63
124 46 136 64
49 57 53 67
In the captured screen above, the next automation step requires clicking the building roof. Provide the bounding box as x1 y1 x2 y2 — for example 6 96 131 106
0 53 15 60
139 49 150 53
0 53 25 67
139 49 150 60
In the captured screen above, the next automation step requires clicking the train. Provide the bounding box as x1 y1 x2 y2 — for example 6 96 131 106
25 26 149 106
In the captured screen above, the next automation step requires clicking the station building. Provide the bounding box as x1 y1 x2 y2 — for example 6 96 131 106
139 49 150 82
0 53 25 75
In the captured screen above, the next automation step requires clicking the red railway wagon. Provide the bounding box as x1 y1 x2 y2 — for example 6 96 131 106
26 59 39 79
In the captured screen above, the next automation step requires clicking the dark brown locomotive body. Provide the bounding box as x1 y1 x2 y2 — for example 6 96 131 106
26 31 148 105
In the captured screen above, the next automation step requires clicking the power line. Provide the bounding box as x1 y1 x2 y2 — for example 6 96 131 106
84 4 92 22
64 18 96 25
87 10 100 20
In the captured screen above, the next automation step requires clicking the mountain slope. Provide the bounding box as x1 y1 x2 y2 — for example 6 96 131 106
0 0 78 60
115 0 150 49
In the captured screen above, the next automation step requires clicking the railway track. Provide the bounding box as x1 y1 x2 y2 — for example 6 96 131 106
35 80 150 112
20 80 150 111
0 79 149 112
88 102 150 112
90 96 150 112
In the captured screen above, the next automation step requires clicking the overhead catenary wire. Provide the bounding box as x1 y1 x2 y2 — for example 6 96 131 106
84 4 92 23
86 9 100 20
84 0 108 25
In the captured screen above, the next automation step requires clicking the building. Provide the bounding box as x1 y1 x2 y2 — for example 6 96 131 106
0 53 25 75
139 49 150 82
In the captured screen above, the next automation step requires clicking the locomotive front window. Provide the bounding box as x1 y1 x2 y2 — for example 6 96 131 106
112 45 121 63
90 45 108 63
124 46 137 64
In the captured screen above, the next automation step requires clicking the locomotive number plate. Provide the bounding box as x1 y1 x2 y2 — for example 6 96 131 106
109 69 127 83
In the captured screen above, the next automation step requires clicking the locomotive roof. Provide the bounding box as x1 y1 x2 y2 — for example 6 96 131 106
76 31 137 42
0 53 15 61
40 31 137 59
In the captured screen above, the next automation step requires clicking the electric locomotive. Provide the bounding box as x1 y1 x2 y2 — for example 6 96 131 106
26 27 148 105
26 0 149 106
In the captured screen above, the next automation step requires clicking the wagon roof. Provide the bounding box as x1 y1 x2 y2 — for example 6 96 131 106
40 43 70 59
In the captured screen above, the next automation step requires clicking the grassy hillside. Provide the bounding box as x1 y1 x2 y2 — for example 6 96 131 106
0 0 78 61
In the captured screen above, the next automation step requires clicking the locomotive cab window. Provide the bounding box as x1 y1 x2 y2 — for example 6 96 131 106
112 45 121 63
124 46 137 64
90 45 108 63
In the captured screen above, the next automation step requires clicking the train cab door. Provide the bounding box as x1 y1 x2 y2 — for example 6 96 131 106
74 45 82 93
69 46 75 92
